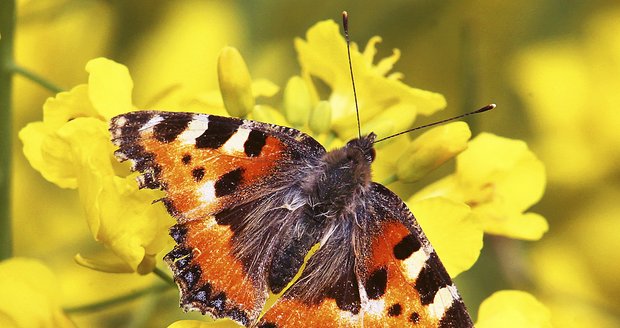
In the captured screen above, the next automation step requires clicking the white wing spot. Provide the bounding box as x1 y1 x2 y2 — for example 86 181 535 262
338 308 359 325
402 249 428 281
364 299 386 317
139 114 165 132
222 128 251 155
115 116 127 127
427 285 456 320
179 115 209 145
197 180 216 204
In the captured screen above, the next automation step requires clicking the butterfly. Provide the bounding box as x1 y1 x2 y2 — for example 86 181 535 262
109 110 474 327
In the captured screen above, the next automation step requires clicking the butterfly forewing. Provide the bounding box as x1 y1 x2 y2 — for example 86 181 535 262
111 111 325 325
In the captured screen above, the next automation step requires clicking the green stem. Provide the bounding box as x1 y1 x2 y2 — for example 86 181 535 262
153 266 175 287
0 0 16 260
64 283 171 314
380 174 398 186
8 63 64 94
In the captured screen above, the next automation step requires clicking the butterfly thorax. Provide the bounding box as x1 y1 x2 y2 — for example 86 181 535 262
302 133 376 221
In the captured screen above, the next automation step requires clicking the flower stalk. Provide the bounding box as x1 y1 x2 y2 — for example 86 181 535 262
0 0 16 260
64 283 171 314
8 62 64 94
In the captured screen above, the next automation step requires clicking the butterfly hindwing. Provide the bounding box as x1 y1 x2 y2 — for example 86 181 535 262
110 110 326 325
360 183 473 327
258 183 473 328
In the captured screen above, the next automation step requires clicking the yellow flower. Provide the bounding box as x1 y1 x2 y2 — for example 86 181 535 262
512 9 620 188
0 258 74 328
283 76 313 127
408 197 483 277
308 100 332 134
412 133 548 240
19 58 172 273
476 290 552 328
532 190 620 327
294 19 446 139
398 122 470 182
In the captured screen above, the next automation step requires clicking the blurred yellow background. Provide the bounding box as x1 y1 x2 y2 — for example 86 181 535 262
6 0 620 327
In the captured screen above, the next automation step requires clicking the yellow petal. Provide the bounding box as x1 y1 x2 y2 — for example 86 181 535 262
308 100 332 134
19 83 113 189
252 78 280 99
359 102 418 139
370 43 401 77
475 208 548 240
0 258 74 328
249 105 289 126
218 47 255 117
413 133 548 240
85 57 134 118
408 197 483 277
476 290 552 328
74 253 134 273
397 122 471 182
78 170 172 273
294 20 446 137
283 76 312 126
42 84 100 129
20 122 78 189
458 133 546 211
20 117 111 190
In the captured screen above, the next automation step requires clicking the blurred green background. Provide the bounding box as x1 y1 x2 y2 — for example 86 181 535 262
5 0 620 327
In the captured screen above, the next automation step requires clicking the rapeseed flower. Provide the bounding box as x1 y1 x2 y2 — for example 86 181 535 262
0 258 74 327
511 8 620 326
411 133 547 241
20 58 173 274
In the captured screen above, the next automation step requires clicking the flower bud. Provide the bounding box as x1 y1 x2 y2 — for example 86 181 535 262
397 122 471 182
218 47 254 117
283 76 312 126
309 101 332 134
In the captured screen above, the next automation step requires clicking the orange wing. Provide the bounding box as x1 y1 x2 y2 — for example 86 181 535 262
258 183 473 328
111 111 325 326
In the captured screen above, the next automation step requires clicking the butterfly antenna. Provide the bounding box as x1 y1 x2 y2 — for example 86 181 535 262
373 104 496 143
342 11 362 139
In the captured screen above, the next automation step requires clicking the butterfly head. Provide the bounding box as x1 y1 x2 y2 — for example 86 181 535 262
344 132 377 164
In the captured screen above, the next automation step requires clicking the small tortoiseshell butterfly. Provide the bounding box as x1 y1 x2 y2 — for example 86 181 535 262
110 12 480 328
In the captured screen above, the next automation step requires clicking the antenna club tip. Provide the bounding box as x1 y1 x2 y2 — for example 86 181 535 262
476 103 496 113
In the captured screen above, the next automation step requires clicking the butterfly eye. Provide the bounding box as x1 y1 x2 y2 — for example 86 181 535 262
368 148 376 162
